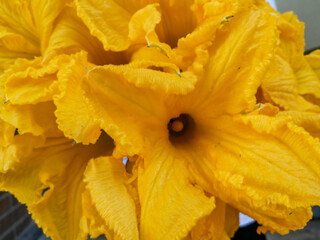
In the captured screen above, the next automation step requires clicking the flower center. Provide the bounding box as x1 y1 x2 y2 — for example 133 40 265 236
168 113 195 145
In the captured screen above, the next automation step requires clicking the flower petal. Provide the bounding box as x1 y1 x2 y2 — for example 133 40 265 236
278 111 320 139
189 199 239 240
261 54 320 111
54 52 102 144
138 140 215 240
277 12 320 99
306 49 320 79
194 7 277 115
1 101 60 137
0 0 66 56
75 0 157 51
44 6 128 66
192 114 320 234
4 55 70 105
84 156 139 240
85 65 168 155
1 133 114 240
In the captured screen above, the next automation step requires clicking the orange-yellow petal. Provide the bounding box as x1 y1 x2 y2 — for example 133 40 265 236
189 199 239 240
1 133 114 240
261 54 320 112
194 7 277 116
54 52 101 144
191 114 320 234
75 0 157 51
84 156 139 240
138 140 215 240
44 6 129 66
1 101 60 137
84 65 168 156
4 55 70 105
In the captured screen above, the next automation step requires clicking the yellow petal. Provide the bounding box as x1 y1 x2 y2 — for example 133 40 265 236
1 132 114 240
85 65 168 156
0 127 44 173
128 3 161 43
4 55 70 105
155 0 197 49
44 6 129 66
261 54 320 111
193 114 320 234
81 189 112 239
189 199 239 240
278 111 320 139
195 7 277 115
306 49 320 79
0 0 67 56
1 101 60 137
176 0 236 52
75 0 156 51
54 52 102 144
277 12 320 99
84 156 139 240
138 140 215 240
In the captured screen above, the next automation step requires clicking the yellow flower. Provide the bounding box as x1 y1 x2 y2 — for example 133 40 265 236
52 5 320 239
1 1 320 240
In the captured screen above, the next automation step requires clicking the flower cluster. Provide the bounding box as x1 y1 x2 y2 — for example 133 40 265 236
1 0 320 240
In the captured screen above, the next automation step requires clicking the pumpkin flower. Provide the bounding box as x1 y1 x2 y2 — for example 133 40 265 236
52 5 320 240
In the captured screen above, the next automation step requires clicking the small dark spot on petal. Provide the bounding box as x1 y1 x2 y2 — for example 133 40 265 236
41 187 50 196
14 128 19 136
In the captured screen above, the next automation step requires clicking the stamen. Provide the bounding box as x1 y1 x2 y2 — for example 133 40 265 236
168 113 195 145
171 120 184 132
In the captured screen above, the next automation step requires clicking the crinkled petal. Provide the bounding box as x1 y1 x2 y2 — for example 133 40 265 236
278 111 320 139
189 199 239 240
85 65 168 155
194 7 277 116
277 12 320 99
191 114 320 234
84 156 139 240
81 189 113 239
1 101 60 137
5 55 70 104
0 129 44 173
54 52 101 144
1 133 114 240
44 6 128 65
306 49 320 79
138 140 215 240
0 0 67 57
261 54 320 111
75 0 157 51
128 3 161 43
